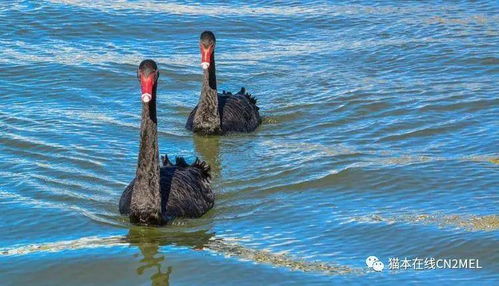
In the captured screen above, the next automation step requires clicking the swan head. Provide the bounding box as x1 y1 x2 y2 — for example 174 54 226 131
200 31 216 70
137 59 159 103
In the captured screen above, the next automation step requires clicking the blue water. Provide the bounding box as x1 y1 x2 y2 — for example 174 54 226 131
0 0 498 285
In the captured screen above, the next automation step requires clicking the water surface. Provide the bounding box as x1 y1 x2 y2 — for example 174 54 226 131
0 0 498 285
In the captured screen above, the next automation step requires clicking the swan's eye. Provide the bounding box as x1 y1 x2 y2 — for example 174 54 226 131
155 70 160 80
137 70 141 82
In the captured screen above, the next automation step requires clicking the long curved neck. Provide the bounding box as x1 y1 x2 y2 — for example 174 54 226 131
130 84 162 223
194 53 221 134
206 53 217 90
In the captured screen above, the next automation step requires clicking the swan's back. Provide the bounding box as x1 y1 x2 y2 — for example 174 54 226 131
161 157 214 218
120 157 214 220
219 89 261 133
186 88 261 134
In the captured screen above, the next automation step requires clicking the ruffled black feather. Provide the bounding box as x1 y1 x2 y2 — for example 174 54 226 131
175 157 189 168
237 87 258 109
191 157 211 179
161 154 172 167
161 154 211 179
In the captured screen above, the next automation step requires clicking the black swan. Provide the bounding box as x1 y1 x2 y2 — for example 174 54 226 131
186 31 261 135
119 59 215 225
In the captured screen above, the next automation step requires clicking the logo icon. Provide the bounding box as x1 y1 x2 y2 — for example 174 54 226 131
366 256 384 272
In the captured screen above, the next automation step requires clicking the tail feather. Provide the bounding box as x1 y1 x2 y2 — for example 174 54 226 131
191 157 211 179
161 154 172 167
238 87 258 108
175 157 189 168
237 87 246 95
163 154 210 179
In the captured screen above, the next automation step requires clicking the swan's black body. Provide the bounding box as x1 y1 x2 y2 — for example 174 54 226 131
119 60 214 225
186 31 261 135
119 156 213 224
186 88 260 134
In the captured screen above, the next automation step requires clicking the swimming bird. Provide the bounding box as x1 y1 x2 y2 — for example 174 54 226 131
186 31 261 135
120 60 214 225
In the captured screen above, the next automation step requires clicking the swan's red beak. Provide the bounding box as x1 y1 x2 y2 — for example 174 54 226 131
140 72 156 103
200 44 214 70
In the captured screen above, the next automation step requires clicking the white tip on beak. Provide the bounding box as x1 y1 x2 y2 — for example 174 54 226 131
141 93 152 103
201 62 210 70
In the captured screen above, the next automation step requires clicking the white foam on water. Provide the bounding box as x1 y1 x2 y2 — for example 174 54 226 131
0 232 359 275
342 213 499 232
0 235 126 256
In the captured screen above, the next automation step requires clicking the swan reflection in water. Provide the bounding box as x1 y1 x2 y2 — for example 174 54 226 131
193 134 221 180
127 227 215 286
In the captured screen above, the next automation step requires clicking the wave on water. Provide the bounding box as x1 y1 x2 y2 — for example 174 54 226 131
0 38 330 69
0 234 361 275
343 213 499 232
46 0 496 22
0 190 119 226
46 0 330 16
